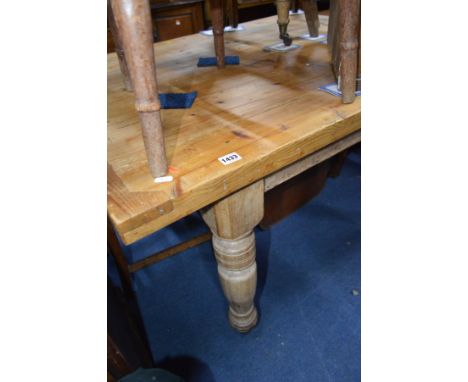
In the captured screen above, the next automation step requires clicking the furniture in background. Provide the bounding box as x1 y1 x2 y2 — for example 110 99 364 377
107 14 361 333
107 276 154 381
108 0 133 91
222 0 319 46
150 0 205 41
224 0 330 30
281 0 319 45
108 0 205 52
108 215 212 301
327 0 360 102
108 0 307 53
222 0 274 29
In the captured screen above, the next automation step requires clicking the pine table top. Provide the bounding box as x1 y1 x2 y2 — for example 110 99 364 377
107 14 361 244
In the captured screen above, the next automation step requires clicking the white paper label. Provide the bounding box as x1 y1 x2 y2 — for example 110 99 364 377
218 152 242 165
154 175 173 183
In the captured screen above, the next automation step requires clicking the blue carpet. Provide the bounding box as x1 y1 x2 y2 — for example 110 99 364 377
109 148 361 382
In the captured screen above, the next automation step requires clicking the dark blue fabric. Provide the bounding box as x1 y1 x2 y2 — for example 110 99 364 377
108 148 361 382
119 368 184 382
159 92 197 109
197 56 240 67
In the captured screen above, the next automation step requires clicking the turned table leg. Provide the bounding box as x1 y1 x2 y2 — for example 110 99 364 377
210 0 225 68
111 0 168 178
275 0 292 46
201 181 264 332
108 0 133 91
339 0 360 103
302 0 320 38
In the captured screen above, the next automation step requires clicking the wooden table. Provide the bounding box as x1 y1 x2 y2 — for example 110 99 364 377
108 14 361 332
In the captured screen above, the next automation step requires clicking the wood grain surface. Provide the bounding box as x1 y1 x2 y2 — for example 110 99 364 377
108 14 361 244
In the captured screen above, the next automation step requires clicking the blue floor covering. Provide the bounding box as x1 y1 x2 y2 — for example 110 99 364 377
109 148 361 382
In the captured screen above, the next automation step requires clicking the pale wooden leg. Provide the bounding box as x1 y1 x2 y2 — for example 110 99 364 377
111 0 168 178
210 0 226 68
107 0 133 91
275 0 292 46
338 0 360 103
302 0 319 37
201 181 264 332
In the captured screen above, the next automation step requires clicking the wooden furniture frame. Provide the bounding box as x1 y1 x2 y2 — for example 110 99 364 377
328 0 360 102
108 13 360 333
110 0 168 178
108 0 359 178
225 0 239 28
107 276 154 381
275 0 319 46
223 0 319 46
108 215 212 299
108 136 360 333
150 0 205 42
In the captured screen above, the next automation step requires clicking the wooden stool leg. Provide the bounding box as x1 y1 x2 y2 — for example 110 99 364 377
111 0 168 178
302 0 319 37
201 181 264 333
223 0 239 28
231 0 239 28
275 0 292 46
339 0 360 103
210 0 225 68
291 0 298 13
108 0 133 91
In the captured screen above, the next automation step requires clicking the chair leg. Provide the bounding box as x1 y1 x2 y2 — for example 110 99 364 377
291 0 299 13
210 0 225 68
230 0 239 28
107 0 133 91
338 0 360 103
111 0 168 177
108 217 134 301
275 0 292 46
302 0 319 37
225 0 239 29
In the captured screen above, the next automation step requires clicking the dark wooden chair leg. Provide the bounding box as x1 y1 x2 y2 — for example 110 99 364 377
111 0 168 177
302 0 319 37
338 0 360 103
224 0 239 28
211 0 226 67
107 0 133 91
108 216 134 301
328 0 339 53
328 0 341 87
108 277 154 380
275 0 292 46
291 0 299 13
230 0 239 28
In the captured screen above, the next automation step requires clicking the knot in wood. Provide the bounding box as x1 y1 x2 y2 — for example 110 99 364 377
340 40 359 50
